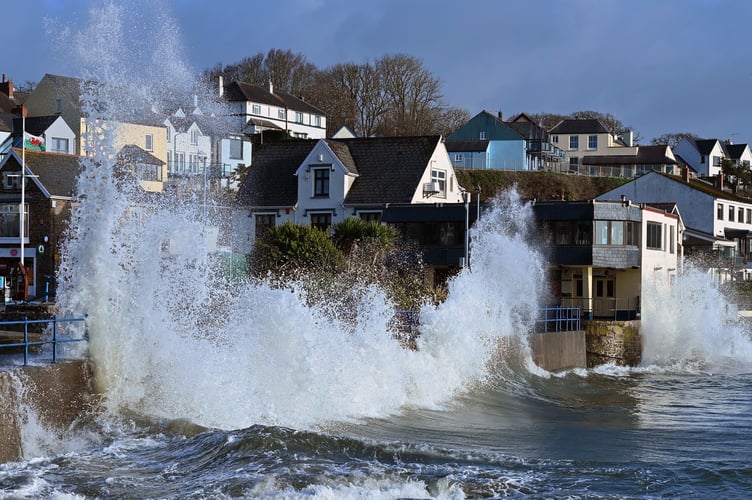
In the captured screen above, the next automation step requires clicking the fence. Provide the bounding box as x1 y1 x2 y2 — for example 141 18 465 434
0 316 88 366
533 306 582 333
395 307 582 337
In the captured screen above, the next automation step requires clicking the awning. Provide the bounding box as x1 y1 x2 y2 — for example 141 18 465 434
381 203 476 223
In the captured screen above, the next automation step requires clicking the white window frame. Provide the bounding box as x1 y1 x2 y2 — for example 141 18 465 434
569 136 579 150
252 104 262 115
431 169 447 198
145 134 153 151
588 135 597 150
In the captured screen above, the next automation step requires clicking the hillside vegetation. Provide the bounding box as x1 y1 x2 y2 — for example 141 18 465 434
455 170 630 204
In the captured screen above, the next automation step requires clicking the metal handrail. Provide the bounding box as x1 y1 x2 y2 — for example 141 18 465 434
0 315 88 366
534 306 581 333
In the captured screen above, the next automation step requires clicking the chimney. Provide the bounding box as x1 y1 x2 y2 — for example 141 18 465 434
218 75 224 97
268 80 274 94
718 171 725 191
682 166 690 183
0 74 13 98
497 110 503 120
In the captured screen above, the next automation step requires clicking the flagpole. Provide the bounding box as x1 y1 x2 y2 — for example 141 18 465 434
20 105 25 268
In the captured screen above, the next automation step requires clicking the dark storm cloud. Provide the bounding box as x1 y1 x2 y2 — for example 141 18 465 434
5 0 752 143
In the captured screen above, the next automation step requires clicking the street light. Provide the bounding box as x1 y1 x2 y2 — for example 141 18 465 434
461 188 470 268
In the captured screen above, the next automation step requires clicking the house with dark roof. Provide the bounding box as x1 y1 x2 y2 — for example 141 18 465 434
236 136 468 264
596 169 752 281
11 115 76 154
725 143 752 167
672 137 727 179
581 145 678 178
0 148 82 301
221 79 326 140
115 145 166 192
445 110 530 170
506 113 566 170
24 75 169 190
549 118 637 174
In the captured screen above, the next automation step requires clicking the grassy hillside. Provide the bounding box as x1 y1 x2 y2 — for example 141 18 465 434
454 170 630 203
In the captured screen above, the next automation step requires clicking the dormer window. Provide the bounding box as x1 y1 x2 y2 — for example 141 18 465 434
190 129 198 145
313 167 330 197
479 131 487 140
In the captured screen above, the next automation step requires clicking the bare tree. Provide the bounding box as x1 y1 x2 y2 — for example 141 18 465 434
651 132 700 148
376 54 443 136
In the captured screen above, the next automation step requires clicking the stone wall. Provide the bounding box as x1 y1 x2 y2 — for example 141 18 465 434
584 320 641 367
0 360 93 463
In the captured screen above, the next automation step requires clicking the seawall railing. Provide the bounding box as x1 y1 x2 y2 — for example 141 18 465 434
395 306 582 337
0 316 88 366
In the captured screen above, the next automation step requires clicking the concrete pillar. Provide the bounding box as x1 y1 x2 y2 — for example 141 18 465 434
584 266 593 318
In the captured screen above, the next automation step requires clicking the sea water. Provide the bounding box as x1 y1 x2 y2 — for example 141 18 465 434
2 2 752 498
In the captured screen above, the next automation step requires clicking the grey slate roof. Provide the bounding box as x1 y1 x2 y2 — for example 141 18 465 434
14 149 82 198
224 81 325 116
237 135 443 207
339 136 441 205
582 145 677 165
445 140 489 153
236 140 316 207
726 143 749 160
12 115 59 136
694 139 722 155
549 119 610 134
117 144 165 165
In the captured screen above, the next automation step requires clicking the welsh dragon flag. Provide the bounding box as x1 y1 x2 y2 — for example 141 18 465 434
23 132 45 151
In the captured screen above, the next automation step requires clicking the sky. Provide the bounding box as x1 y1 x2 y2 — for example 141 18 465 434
4 0 752 144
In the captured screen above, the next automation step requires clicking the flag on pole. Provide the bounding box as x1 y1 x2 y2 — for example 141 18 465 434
23 132 45 151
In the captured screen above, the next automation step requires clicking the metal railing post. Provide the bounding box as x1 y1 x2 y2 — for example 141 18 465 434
23 315 29 366
52 315 57 364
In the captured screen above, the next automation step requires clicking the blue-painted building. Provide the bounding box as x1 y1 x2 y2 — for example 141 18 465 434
446 111 528 170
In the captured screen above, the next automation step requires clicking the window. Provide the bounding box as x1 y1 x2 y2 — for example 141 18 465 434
252 104 261 115
729 205 735 222
594 221 625 245
454 153 463 162
166 127 170 142
313 168 330 197
295 112 304 124
552 135 559 144
190 129 198 145
747 208 751 224
359 212 381 222
230 139 243 159
315 115 321 127
739 207 745 224
588 135 598 150
145 134 153 151
554 221 572 245
569 156 579 169
595 221 609 245
167 151 172 172
255 214 275 241
647 221 662 250
278 109 286 119
718 203 724 220
310 213 331 231
713 156 721 167
431 169 447 198
189 154 198 173
50 137 69 153
0 203 28 239
569 136 579 150
670 225 675 254
479 131 487 140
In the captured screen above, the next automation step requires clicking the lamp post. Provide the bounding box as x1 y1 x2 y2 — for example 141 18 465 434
462 189 470 268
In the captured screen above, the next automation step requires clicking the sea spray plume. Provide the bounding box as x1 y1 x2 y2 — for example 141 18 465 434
640 264 752 372
417 188 548 386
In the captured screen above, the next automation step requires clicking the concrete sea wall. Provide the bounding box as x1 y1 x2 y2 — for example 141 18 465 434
0 360 93 463
530 330 587 371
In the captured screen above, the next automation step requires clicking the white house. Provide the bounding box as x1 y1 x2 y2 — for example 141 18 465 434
220 78 327 140
12 115 76 155
597 169 752 280
672 138 727 178
236 136 465 246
